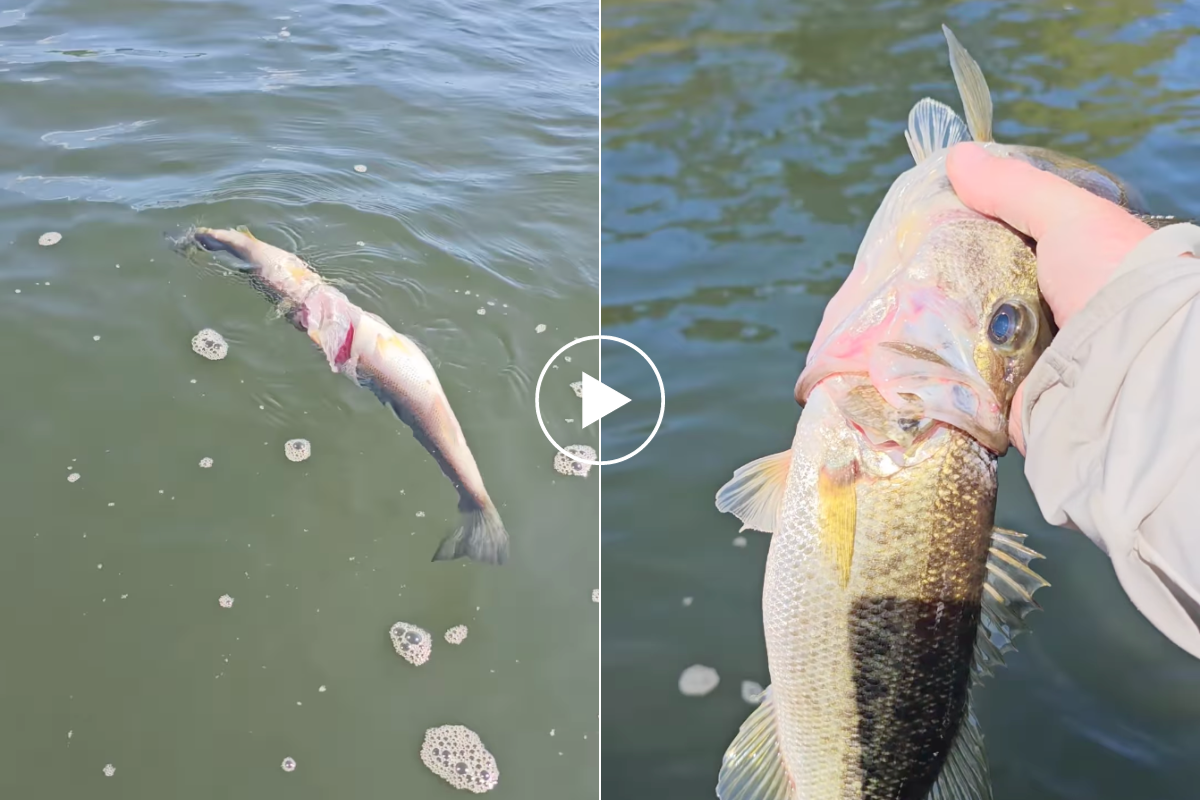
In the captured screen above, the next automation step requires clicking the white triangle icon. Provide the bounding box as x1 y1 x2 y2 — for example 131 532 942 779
581 372 631 428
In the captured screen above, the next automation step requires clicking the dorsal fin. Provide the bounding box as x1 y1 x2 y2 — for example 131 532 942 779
942 25 994 143
905 98 971 163
925 693 992 800
971 527 1050 682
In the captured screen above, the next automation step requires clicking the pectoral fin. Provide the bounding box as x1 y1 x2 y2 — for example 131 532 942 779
817 462 857 588
942 25 994 143
715 451 793 534
716 686 796 800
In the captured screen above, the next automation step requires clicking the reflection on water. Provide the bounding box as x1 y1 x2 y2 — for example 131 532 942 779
0 0 597 797
602 1 1200 799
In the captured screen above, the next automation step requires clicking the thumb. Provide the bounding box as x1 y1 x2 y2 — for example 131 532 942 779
945 142 1112 240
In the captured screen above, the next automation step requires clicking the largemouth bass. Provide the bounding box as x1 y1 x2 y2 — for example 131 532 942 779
188 227 510 566
714 26 1156 800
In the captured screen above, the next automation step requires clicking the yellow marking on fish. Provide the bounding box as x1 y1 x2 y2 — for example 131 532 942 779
376 331 413 358
817 462 858 588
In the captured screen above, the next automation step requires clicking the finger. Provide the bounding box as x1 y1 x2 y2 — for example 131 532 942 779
1008 379 1027 456
946 142 1114 241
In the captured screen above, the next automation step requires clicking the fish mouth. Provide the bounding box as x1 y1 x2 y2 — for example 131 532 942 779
796 286 1009 454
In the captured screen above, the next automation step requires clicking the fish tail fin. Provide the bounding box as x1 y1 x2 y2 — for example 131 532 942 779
433 499 510 566
191 227 253 265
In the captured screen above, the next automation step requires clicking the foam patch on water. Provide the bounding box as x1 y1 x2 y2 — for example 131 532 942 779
191 328 229 361
284 438 311 462
553 445 596 478
102 764 115 777
67 472 80 483
679 665 720 697
281 757 296 772
741 680 764 704
420 725 499 793
199 457 213 468
218 594 234 608
732 536 747 548
570 381 583 398
390 622 432 666
39 231 61 246
444 625 468 645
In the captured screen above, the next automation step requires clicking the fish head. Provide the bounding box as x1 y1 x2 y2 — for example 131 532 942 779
796 149 1052 456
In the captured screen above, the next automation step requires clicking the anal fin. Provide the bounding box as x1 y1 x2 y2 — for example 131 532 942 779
973 527 1050 682
926 693 992 800
715 451 793 534
716 686 796 800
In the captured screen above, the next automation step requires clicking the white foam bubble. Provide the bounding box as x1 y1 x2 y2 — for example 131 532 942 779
191 328 229 361
67 472 80 483
741 680 764 704
199 457 213 469
477 308 486 315
535 323 546 333
553 445 596 478
732 536 747 548
284 438 311 462
39 231 62 246
218 594 234 609
102 764 115 777
679 664 720 697
592 589 599 603
570 381 583 398
420 725 499 793
390 621 432 666
444 625 468 645
281 757 296 772
353 164 367 173
682 596 693 607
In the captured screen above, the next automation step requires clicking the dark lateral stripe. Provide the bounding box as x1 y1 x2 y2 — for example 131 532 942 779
850 596 980 800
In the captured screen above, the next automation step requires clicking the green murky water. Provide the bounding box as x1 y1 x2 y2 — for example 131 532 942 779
0 0 598 797
601 2 1200 798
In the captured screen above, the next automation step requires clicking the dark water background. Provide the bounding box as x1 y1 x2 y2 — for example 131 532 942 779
601 1 1200 798
0 0 598 797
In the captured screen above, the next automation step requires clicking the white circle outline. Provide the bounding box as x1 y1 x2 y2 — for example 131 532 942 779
534 335 665 467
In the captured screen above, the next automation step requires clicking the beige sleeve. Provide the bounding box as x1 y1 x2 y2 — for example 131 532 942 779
1019 223 1200 659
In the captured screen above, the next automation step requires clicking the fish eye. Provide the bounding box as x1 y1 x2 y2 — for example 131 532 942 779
986 301 1032 350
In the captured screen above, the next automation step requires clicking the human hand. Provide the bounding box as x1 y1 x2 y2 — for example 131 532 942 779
945 141 1155 454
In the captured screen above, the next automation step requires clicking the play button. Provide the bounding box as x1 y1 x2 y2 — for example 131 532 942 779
534 335 665 467
580 372 631 428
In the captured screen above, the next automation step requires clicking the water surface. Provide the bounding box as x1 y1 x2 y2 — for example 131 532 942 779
601 2 1200 798
0 0 598 796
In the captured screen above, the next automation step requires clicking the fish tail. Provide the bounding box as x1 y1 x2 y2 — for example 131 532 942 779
432 499 510 566
191 227 254 265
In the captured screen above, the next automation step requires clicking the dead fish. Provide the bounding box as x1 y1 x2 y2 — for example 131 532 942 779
189 226 510 565
713 26 1162 800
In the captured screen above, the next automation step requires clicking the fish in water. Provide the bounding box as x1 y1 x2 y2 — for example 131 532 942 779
714 26 1162 800
187 226 510 565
